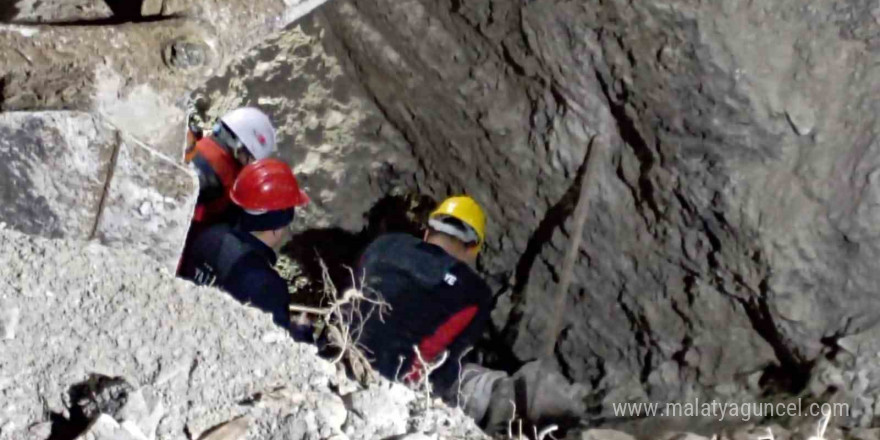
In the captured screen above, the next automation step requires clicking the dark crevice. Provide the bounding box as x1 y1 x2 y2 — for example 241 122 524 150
594 68 662 220
591 357 607 390
695 200 807 393
615 287 657 387
639 350 654 385
281 194 434 308
501 44 527 76
498 142 595 351
8 1 185 27
0 75 6 110
104 0 146 20
670 295 693 332
0 2 20 22
820 333 844 361
671 335 693 366
734 286 811 394
46 411 89 440
7 14 183 26
47 375 133 440
553 326 574 378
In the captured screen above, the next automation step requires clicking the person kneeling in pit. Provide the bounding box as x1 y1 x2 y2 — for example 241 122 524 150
341 196 588 433
179 158 309 334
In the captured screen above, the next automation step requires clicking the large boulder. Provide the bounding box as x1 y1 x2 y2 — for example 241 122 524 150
1 0 332 158
0 111 196 272
193 15 419 233
198 0 880 422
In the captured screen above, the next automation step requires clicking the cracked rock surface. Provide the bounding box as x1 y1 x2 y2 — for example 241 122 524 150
196 0 880 426
0 111 197 272
194 14 418 234
0 228 487 440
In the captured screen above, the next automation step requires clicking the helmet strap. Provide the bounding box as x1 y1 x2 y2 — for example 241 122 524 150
213 122 246 157
428 217 479 246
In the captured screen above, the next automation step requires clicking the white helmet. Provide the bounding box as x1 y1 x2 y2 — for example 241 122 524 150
219 107 277 160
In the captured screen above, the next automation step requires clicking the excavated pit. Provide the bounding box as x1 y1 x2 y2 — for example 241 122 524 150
6 0 880 438
191 1 880 436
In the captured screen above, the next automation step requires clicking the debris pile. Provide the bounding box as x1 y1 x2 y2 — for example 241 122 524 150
0 228 487 440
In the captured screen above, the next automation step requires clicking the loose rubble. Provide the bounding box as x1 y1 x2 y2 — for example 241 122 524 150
0 228 487 440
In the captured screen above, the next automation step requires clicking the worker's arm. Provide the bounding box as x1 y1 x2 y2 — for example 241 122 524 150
406 266 494 393
428 301 492 393
224 257 292 332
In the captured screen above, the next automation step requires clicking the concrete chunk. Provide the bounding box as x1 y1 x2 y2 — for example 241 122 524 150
0 111 114 240
92 136 197 272
0 111 196 272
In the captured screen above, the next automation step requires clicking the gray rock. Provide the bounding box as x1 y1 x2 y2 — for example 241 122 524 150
242 0 880 424
0 228 488 440
76 415 147 440
0 112 115 240
344 384 410 438
90 135 197 272
579 429 638 440
193 15 419 233
0 111 196 273
273 415 309 440
0 302 19 340
1 0 334 158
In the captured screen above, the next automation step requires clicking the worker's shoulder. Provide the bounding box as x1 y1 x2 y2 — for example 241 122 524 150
230 251 284 286
194 137 239 178
446 261 491 300
365 233 422 253
188 223 233 250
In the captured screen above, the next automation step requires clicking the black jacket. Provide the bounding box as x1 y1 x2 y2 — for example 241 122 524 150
179 224 291 332
356 233 493 393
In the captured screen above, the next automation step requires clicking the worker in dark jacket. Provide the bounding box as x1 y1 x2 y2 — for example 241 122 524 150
179 158 309 332
355 196 492 393
354 196 587 434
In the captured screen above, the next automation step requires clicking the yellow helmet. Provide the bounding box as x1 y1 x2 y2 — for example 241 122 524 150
429 195 487 247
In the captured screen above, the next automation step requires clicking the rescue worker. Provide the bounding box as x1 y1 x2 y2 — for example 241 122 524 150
179 158 309 332
352 196 587 434
354 195 493 394
186 107 277 225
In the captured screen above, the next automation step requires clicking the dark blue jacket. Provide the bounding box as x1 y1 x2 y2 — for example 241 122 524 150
356 233 493 393
179 224 291 332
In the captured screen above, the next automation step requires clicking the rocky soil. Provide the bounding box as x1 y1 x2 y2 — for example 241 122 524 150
0 227 488 440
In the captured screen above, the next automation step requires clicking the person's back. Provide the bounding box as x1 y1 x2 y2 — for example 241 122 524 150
355 197 492 394
179 223 291 329
179 158 309 334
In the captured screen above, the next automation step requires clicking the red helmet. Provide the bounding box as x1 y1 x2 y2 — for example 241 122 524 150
230 158 309 212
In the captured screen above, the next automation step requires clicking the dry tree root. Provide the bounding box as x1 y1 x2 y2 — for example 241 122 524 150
289 258 390 386
455 346 474 410
410 345 450 408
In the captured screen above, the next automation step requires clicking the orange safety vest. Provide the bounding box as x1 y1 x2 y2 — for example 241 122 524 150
189 136 242 223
